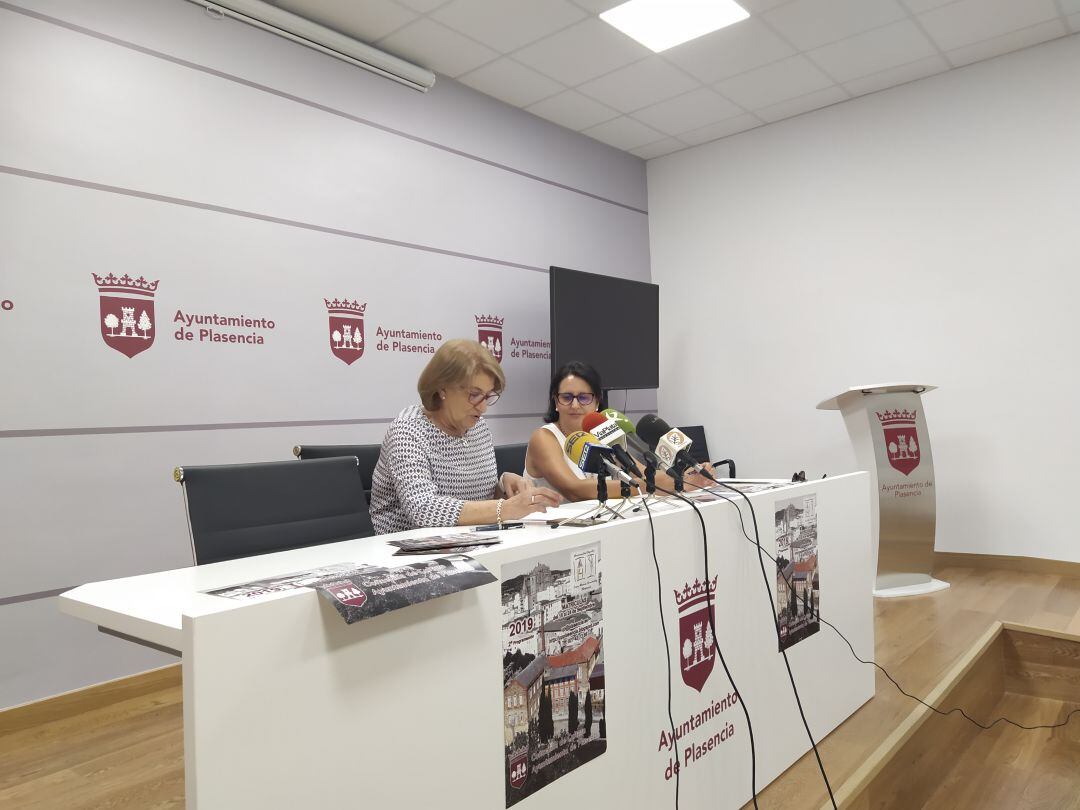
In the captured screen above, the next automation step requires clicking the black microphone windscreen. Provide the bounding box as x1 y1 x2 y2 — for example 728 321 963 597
635 413 672 450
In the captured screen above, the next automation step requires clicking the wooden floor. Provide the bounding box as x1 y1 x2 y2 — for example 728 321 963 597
923 691 1080 808
2 563 1080 809
0 665 184 809
756 565 1080 809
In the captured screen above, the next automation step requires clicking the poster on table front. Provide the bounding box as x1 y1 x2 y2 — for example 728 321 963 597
775 493 820 651
500 542 606 807
316 555 495 624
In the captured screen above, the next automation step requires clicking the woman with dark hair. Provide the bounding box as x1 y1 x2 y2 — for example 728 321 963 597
524 361 714 503
523 361 630 502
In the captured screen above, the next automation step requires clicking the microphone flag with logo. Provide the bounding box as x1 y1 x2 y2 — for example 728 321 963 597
564 430 631 482
636 414 701 474
601 408 653 457
564 430 606 472
582 412 640 474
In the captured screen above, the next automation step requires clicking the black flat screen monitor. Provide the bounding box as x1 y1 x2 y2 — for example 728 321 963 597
549 266 659 390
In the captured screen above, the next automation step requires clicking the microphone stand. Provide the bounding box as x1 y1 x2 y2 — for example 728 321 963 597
645 456 657 495
632 455 660 514
671 462 686 494
613 477 634 517
595 466 625 520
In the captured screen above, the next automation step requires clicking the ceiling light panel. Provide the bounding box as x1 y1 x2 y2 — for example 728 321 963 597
601 0 750 53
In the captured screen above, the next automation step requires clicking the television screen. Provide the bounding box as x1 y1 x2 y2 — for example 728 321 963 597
549 266 659 390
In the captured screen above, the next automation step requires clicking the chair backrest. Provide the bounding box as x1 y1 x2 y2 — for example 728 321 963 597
677 425 736 478
494 443 528 479
176 457 375 566
293 444 382 496
678 425 711 465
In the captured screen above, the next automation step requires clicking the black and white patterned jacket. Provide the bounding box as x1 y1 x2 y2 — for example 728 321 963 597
369 405 499 535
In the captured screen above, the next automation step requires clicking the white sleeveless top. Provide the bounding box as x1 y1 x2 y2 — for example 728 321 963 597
523 422 589 492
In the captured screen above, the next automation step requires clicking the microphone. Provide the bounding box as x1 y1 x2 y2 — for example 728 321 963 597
581 412 640 474
636 414 709 477
564 430 635 485
601 408 653 458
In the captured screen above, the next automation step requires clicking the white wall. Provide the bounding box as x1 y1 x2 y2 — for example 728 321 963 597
0 0 650 708
649 34 1080 563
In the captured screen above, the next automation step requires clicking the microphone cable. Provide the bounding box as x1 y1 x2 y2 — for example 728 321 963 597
661 480 832 809
688 479 1080 735
653 483 760 809
642 496 681 810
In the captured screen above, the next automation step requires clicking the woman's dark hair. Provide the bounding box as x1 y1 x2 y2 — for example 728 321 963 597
544 361 606 423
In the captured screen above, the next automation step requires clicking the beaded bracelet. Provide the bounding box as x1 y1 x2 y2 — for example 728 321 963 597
496 498 505 527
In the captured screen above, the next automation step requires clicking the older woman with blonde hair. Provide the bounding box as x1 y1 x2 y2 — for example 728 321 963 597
369 339 560 535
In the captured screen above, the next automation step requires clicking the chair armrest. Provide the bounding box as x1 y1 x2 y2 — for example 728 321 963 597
710 458 736 479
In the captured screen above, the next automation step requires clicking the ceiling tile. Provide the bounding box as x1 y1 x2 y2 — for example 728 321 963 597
570 0 625 12
577 57 700 113
754 85 849 122
739 0 797 12
457 58 565 107
715 54 834 109
1070 14 1080 34
663 18 795 84
842 54 949 96
526 90 619 130
268 0 417 41
432 0 586 52
900 0 955 11
678 113 763 145
917 0 1059 52
378 18 499 77
946 19 1067 67
396 0 451 12
1062 0 1080 13
582 116 667 150
808 20 937 83
513 19 650 86
630 138 686 159
764 0 908 51
630 88 744 135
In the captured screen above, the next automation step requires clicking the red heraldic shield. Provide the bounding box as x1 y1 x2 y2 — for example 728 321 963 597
475 314 505 362
325 298 366 365
675 577 718 693
509 750 528 789
323 580 367 608
876 409 921 476
92 273 159 358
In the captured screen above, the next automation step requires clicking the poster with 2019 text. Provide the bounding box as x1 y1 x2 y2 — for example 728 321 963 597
500 542 606 807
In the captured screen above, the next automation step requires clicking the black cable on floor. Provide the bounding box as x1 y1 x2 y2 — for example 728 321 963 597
690 479 1080 734
643 497 680 809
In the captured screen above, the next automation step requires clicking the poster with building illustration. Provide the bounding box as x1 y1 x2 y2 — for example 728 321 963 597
500 542 606 807
775 493 820 651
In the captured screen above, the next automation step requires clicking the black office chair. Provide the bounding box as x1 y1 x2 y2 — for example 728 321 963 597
677 425 736 478
494 443 528 480
293 443 382 501
175 457 375 566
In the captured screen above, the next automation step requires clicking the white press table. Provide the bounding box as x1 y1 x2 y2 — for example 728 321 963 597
61 473 874 810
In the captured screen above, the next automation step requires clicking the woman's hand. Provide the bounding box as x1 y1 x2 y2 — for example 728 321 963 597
502 487 561 520
686 466 715 489
499 472 531 498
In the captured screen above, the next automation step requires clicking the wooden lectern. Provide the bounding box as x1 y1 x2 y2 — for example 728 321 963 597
818 383 949 598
